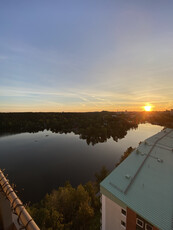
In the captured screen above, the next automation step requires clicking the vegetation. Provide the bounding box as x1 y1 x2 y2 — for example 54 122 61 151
27 147 135 230
134 110 173 128
1 111 173 145
94 166 109 191
27 168 109 230
1 111 173 228
0 112 138 145
115 146 135 167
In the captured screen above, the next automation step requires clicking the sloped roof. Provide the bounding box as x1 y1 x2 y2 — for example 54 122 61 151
100 128 173 230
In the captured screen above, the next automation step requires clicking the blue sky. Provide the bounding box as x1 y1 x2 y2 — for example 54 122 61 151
1 0 173 112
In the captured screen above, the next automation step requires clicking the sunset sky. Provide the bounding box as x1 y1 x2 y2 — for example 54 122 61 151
1 1 173 112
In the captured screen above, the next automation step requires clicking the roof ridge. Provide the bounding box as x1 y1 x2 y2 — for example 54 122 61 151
124 129 173 194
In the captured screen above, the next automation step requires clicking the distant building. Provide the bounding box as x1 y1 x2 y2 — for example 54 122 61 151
100 128 173 230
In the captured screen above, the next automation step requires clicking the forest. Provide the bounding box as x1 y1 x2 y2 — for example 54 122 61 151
0 112 138 145
27 147 134 230
1 111 173 229
1 111 173 145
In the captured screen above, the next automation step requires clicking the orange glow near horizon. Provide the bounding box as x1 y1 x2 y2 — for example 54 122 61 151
1 101 171 113
144 104 152 112
0 104 170 113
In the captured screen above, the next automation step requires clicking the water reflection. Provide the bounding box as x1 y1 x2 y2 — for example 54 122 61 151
0 112 138 145
0 124 163 203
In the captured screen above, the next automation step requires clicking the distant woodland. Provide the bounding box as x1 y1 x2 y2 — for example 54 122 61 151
0 112 137 145
1 111 173 229
0 111 173 145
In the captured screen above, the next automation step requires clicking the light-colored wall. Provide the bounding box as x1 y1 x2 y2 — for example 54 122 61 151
102 195 126 230
0 192 13 230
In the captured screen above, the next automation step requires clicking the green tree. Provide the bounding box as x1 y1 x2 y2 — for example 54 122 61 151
28 182 99 230
95 166 109 191
115 146 135 167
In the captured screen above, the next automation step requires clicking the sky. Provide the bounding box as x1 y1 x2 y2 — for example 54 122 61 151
1 0 173 112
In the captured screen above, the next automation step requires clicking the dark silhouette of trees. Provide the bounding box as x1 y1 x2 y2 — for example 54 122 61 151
3 110 173 144
0 112 138 145
27 146 136 230
94 166 109 192
115 146 135 167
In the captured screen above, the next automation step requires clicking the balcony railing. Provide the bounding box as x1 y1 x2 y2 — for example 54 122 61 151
0 169 40 230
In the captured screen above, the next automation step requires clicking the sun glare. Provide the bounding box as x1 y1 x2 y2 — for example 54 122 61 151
144 105 152 112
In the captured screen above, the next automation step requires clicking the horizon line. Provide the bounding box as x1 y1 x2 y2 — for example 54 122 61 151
0 110 172 113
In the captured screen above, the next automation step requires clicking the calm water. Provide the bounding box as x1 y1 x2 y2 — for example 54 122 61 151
0 123 163 203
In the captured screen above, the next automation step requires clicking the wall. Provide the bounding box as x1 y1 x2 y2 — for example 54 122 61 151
126 207 136 230
102 196 159 230
126 208 159 230
101 195 126 230
0 192 13 230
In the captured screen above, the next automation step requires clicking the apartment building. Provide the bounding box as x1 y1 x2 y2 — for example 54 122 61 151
100 128 173 230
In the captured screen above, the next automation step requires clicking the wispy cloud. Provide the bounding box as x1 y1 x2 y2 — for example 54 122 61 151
1 1 173 111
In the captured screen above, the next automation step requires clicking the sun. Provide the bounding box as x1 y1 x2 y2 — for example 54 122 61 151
144 105 152 112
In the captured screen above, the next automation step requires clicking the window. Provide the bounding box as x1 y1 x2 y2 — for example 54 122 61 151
121 220 126 227
136 218 144 228
145 224 153 230
121 209 126 216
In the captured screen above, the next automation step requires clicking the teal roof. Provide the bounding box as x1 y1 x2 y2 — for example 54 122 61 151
100 128 173 230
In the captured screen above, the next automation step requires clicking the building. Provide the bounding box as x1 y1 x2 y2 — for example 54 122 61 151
0 169 39 230
100 128 173 230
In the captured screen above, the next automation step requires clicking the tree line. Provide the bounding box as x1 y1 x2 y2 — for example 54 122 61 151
0 112 138 145
27 147 134 230
27 167 109 230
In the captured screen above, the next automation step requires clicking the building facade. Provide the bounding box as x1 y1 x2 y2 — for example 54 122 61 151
100 128 173 230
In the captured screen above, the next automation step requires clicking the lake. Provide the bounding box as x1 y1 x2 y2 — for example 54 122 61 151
0 123 163 203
